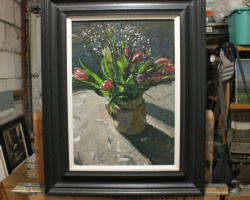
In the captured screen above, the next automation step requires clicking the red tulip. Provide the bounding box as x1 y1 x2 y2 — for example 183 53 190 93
132 50 143 63
74 67 86 74
72 67 89 81
150 72 162 83
154 58 171 66
100 80 114 90
159 64 175 75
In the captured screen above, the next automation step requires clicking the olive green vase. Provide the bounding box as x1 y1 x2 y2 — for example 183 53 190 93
107 97 146 135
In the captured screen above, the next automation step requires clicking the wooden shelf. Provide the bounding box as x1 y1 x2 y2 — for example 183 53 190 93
230 103 250 110
2 163 37 200
237 45 250 51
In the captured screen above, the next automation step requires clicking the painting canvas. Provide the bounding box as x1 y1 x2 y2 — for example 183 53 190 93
235 59 250 103
67 15 180 171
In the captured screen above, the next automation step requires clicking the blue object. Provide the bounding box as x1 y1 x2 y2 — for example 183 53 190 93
228 8 250 45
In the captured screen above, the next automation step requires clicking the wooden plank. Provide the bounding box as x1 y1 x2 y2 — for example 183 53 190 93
205 110 214 183
237 45 250 51
27 185 229 200
204 184 229 196
226 197 250 200
2 163 37 200
225 82 230 116
0 182 8 200
230 103 250 110
12 183 44 194
186 196 219 200
222 81 230 144
34 110 44 183
204 197 220 200
185 197 205 200
28 194 185 200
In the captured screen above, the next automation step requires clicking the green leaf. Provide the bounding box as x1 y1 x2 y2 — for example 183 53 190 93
156 63 165 70
123 75 137 99
137 80 151 96
122 55 128 64
146 68 155 75
113 86 124 97
125 74 134 84
103 30 116 52
72 78 111 97
136 61 144 72
111 57 125 85
117 56 128 76
101 60 108 79
79 58 103 85
103 58 113 78
102 47 113 62
118 74 125 84
159 75 174 82
137 60 153 74
130 63 136 72
123 85 137 99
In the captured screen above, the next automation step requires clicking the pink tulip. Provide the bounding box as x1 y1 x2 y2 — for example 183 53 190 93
124 48 132 60
72 67 89 81
154 58 171 66
100 80 114 90
132 50 143 63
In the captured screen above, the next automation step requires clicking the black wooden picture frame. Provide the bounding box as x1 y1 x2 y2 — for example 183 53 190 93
42 0 206 196
0 115 33 174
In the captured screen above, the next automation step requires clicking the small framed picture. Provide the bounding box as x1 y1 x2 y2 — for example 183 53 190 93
235 59 250 103
0 115 33 174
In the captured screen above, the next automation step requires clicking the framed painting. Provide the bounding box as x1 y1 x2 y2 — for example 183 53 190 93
42 0 206 196
235 59 250 104
0 146 8 181
0 115 33 174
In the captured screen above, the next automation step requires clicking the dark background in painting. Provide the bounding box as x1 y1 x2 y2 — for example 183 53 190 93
72 20 175 92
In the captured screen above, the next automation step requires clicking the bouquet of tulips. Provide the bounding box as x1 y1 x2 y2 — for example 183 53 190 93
72 43 175 115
